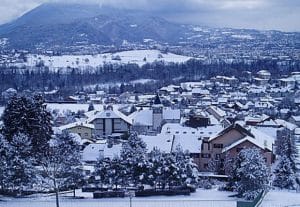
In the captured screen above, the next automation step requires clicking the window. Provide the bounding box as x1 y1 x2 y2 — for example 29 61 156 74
213 143 223 148
201 153 211 158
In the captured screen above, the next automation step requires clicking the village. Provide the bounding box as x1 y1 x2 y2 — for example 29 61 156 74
1 69 300 207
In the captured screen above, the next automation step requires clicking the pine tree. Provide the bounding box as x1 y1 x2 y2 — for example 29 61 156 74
120 132 148 186
148 148 164 189
235 148 269 200
0 133 10 192
161 153 181 189
6 133 36 195
37 132 82 207
273 155 296 189
1 94 53 154
276 128 297 169
173 145 198 186
108 156 127 190
94 157 110 188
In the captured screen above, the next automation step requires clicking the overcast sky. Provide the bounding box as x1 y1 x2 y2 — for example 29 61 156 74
0 0 299 31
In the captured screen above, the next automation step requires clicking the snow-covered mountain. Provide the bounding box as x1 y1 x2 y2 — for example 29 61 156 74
0 3 187 50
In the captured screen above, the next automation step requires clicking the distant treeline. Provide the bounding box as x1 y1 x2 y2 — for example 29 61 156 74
0 59 299 94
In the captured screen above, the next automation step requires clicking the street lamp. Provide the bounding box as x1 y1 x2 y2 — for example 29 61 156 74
129 190 135 207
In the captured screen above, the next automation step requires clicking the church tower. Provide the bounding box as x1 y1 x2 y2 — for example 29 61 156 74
152 94 163 131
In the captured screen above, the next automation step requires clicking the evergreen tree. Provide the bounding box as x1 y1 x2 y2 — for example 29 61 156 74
0 133 10 192
1 94 53 154
108 156 127 190
161 153 181 189
120 132 148 186
276 128 297 168
6 133 36 195
173 145 198 185
94 157 110 188
37 132 82 207
273 155 296 189
148 148 164 189
235 148 269 200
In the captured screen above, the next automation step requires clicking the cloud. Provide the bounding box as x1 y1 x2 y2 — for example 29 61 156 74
0 0 299 31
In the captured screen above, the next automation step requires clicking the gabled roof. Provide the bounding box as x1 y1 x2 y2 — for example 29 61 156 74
88 109 133 125
129 107 180 126
129 108 153 126
222 127 275 153
209 123 254 141
59 121 95 131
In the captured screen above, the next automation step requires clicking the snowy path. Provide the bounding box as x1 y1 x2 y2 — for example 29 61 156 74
0 189 237 207
260 190 300 207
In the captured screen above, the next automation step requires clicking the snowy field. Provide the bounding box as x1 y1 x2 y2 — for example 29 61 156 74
0 104 107 116
46 103 105 112
0 189 237 207
260 190 300 207
23 50 192 69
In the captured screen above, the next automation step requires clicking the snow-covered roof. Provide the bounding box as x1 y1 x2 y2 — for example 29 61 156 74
129 107 180 126
161 123 222 140
129 108 153 126
191 88 210 95
82 142 122 162
275 119 298 130
82 143 105 162
172 135 202 154
163 108 180 120
140 134 173 153
222 127 275 153
87 109 132 125
207 106 226 118
291 116 300 122
59 121 95 131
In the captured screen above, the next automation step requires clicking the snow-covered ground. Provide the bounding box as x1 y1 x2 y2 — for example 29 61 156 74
260 190 300 207
23 50 192 69
0 188 237 207
46 103 105 113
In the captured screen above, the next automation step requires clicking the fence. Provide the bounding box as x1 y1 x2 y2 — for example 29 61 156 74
1 198 237 207
237 191 267 207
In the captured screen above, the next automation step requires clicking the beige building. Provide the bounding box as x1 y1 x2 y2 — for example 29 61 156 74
199 123 275 173
59 122 95 140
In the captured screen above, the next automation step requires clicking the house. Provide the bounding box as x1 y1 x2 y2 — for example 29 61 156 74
59 121 95 140
206 106 226 121
82 140 122 163
140 123 223 169
199 123 275 173
87 106 132 139
257 70 271 80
